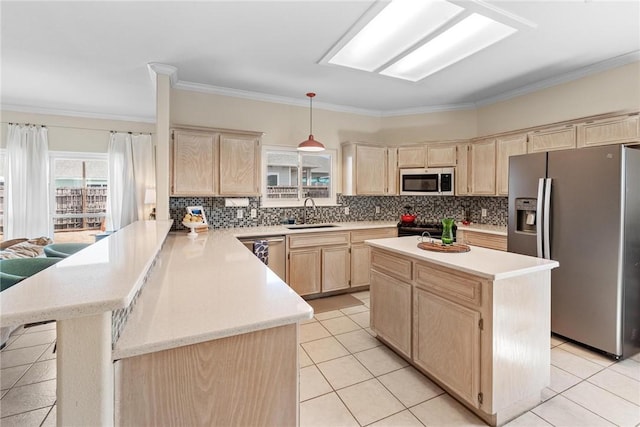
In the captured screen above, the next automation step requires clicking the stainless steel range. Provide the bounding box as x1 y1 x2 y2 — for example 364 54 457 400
396 221 457 240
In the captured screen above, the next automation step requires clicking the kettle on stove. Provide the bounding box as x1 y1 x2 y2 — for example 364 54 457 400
401 205 417 224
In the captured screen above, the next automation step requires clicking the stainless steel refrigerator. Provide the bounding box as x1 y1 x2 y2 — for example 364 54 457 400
508 144 640 358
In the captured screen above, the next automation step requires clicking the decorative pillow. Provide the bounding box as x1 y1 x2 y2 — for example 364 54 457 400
0 237 53 260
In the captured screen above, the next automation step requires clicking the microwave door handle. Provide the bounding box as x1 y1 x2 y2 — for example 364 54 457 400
536 178 544 258
543 178 552 259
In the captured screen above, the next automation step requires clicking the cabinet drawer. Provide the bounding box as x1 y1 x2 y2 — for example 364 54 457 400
414 262 482 307
460 230 507 251
350 228 397 243
288 232 350 249
371 249 412 282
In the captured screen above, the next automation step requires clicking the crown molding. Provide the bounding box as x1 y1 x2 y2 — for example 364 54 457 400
147 63 178 86
381 102 477 117
475 50 640 108
0 103 156 124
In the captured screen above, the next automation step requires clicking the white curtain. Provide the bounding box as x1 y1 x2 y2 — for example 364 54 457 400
106 133 154 231
4 124 51 239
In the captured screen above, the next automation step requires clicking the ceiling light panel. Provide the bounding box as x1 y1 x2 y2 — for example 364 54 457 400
381 13 517 81
328 0 464 72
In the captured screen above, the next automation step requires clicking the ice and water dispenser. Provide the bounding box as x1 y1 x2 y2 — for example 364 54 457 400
515 198 537 233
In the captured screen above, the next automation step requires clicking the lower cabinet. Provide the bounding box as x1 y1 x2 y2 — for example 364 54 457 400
322 246 350 292
457 230 507 251
370 270 412 358
288 248 321 296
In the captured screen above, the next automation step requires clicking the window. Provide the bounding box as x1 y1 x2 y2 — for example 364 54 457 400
262 147 335 206
0 150 4 237
49 152 108 234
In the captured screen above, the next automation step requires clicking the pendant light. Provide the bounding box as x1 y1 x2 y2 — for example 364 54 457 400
297 92 325 152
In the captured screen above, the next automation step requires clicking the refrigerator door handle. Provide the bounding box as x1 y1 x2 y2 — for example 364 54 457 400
536 178 545 258
543 178 552 259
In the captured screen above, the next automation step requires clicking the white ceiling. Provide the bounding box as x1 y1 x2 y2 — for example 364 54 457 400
1 1 639 122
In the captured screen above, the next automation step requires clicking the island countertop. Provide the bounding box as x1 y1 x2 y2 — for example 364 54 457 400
365 236 558 280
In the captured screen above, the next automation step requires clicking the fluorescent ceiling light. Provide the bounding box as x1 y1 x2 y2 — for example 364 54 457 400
381 13 517 81
328 0 464 72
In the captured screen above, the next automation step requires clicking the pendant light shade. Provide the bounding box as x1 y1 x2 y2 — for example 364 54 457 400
298 92 325 152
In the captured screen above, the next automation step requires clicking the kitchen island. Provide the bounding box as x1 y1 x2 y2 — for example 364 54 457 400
365 236 558 426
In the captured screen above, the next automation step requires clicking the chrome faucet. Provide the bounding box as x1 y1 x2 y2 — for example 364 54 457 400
302 197 316 224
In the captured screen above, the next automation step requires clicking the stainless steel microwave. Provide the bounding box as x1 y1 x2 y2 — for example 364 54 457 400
399 167 455 196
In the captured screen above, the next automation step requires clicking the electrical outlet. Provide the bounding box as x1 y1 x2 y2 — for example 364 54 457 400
250 208 257 218
237 209 243 219
375 206 381 214
481 208 487 217
344 207 350 215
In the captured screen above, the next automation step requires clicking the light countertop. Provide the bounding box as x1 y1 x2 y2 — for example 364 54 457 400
456 223 508 236
365 236 557 280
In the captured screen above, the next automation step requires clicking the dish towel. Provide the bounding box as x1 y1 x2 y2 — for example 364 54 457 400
253 240 269 265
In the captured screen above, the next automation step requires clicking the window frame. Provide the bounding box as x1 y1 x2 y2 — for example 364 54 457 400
261 145 337 207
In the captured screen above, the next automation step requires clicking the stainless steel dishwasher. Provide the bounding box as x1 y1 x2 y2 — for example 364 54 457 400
239 236 286 282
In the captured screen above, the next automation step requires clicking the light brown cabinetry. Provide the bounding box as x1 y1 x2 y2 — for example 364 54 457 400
496 134 528 196
350 228 398 287
218 133 261 196
577 114 640 148
427 143 457 167
527 125 576 153
457 230 507 251
455 143 470 195
288 248 321 296
171 129 218 196
322 246 351 292
469 139 496 195
397 145 426 168
370 269 412 358
342 143 397 195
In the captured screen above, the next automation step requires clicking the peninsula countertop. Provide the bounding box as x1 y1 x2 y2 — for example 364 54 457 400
365 236 558 280
456 223 508 236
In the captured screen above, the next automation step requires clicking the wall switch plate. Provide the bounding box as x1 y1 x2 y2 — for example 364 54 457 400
375 206 381 214
481 208 487 217
344 207 350 215
237 209 243 219
250 208 257 218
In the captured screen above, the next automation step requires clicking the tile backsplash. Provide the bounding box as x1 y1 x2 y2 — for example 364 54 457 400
170 195 507 230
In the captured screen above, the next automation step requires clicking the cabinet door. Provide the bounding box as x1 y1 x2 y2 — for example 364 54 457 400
496 134 527 196
527 125 576 153
386 147 398 195
356 145 387 195
350 244 371 287
322 246 350 292
370 270 412 358
397 146 426 168
577 114 640 148
288 248 321 296
455 143 470 196
427 144 457 167
469 139 496 195
219 134 260 196
172 130 218 196
413 288 481 408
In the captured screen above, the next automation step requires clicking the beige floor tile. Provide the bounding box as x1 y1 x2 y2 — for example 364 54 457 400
588 368 640 405
335 329 381 354
610 358 640 381
317 355 372 390
548 365 582 393
557 342 616 368
378 366 443 407
299 365 332 402
320 316 361 335
348 311 370 329
369 409 425 426
300 322 331 343
36 344 56 362
0 407 50 427
23 322 56 334
300 392 359 427
410 394 486 426
0 379 56 418
365 327 376 337
299 346 314 368
5 330 56 351
562 381 640 426
550 347 603 379
340 304 368 315
337 378 404 426
351 291 370 301
503 411 553 426
354 346 408 377
315 310 345 321
300 317 317 325
541 387 557 401
15 359 56 387
302 337 349 364
1 365 29 391
631 353 640 363
550 335 566 348
41 405 56 427
362 298 370 308
0 345 49 369
532 395 615 427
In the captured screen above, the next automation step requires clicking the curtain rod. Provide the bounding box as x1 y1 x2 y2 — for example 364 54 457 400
2 120 153 134
7 122 47 128
109 131 152 136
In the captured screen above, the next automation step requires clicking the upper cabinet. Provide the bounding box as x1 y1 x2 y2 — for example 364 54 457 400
455 143 470 196
469 138 496 196
496 134 528 196
577 114 640 148
218 133 261 196
172 129 218 196
342 142 396 195
397 145 427 168
427 143 457 167
527 125 576 153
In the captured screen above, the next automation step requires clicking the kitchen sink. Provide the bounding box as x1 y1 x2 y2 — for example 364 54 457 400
284 223 340 229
